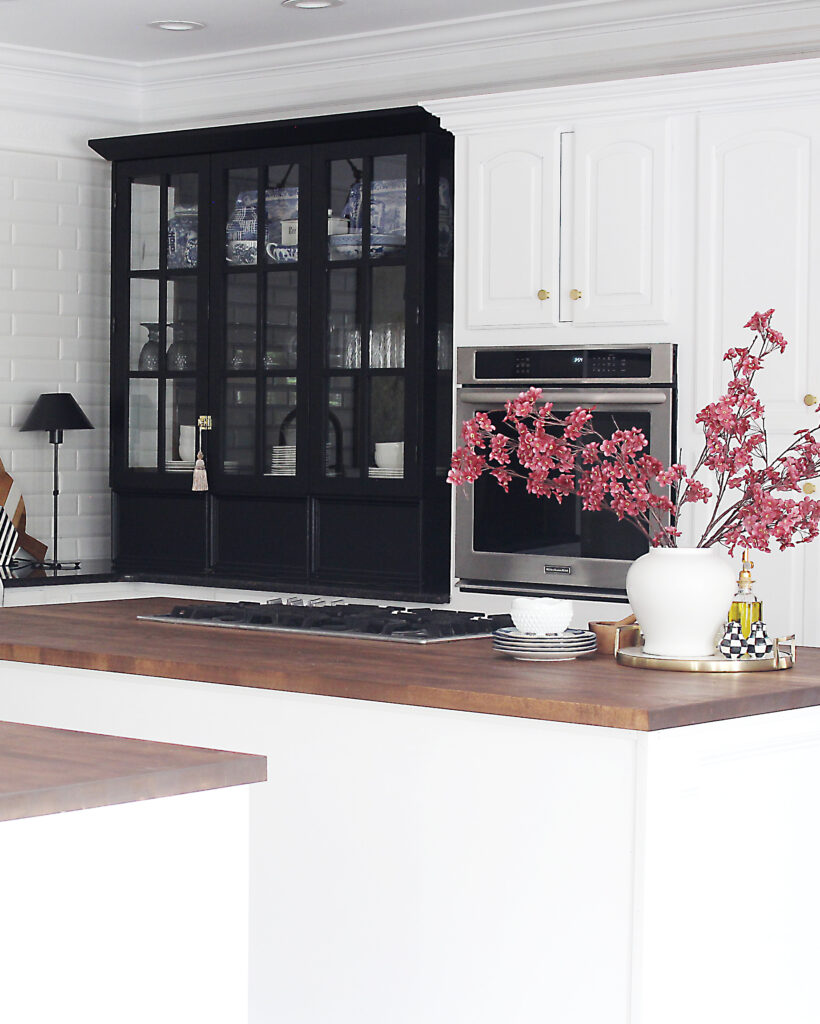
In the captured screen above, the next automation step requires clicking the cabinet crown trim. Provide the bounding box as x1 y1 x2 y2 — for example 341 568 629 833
428 55 820 132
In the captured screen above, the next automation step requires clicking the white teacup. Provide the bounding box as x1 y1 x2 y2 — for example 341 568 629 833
374 442 404 469
510 597 573 635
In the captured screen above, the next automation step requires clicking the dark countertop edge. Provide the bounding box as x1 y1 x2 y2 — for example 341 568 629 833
2 562 449 604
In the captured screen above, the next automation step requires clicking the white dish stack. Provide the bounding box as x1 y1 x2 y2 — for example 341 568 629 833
270 445 296 476
493 597 597 662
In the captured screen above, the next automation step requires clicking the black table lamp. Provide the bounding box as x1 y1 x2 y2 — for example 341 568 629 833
20 393 94 570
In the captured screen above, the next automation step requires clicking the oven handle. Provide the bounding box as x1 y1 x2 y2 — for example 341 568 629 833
459 389 670 406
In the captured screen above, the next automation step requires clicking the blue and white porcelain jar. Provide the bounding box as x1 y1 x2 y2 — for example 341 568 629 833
225 191 259 265
225 188 300 265
167 206 198 269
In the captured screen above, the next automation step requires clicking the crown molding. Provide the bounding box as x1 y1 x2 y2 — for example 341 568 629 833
0 44 139 132
136 0 820 126
428 57 820 132
0 0 820 130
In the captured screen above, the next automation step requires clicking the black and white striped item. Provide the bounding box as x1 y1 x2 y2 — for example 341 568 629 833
0 504 19 565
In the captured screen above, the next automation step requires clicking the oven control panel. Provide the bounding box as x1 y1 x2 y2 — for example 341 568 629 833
473 347 654 382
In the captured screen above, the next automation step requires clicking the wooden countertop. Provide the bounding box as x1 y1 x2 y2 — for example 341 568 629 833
0 597 818 731
0 717 267 822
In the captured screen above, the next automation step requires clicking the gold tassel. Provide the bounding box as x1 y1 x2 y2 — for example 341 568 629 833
192 424 208 492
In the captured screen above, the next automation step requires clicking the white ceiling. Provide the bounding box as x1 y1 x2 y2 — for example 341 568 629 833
0 0 814 66
0 0 596 63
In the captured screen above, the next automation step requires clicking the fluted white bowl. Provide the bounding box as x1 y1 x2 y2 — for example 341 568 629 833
510 597 573 636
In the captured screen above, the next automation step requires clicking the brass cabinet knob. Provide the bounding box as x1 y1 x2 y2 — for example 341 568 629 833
536 289 550 301
570 288 583 301
804 482 817 495
804 394 817 406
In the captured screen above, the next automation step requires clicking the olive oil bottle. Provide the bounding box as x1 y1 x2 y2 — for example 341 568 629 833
728 550 763 639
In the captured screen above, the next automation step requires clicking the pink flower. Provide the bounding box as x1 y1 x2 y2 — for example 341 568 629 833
744 309 775 333
505 387 542 420
447 310 820 553
680 478 712 504
563 406 593 440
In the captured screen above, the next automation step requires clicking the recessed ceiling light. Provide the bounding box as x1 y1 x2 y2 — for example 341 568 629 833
148 19 206 31
281 0 344 8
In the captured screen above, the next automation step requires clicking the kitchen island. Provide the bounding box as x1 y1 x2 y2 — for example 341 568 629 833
1 597 818 1023
0 716 266 1023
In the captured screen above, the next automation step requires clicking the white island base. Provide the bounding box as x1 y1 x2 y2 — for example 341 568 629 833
0 787 251 1023
0 659 818 1023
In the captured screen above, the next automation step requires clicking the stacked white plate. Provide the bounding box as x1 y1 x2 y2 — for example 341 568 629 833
165 460 195 472
369 467 403 478
270 445 296 476
492 627 597 662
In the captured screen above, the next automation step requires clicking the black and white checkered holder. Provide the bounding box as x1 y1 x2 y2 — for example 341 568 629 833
746 621 773 658
718 620 773 659
718 621 745 659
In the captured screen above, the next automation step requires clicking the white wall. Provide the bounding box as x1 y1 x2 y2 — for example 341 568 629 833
0 113 117 564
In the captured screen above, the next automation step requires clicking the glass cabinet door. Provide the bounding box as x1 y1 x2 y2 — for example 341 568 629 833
318 147 416 486
120 164 207 481
215 156 306 484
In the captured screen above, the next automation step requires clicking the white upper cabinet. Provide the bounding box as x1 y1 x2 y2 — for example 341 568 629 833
465 127 560 328
697 105 820 646
568 118 671 325
463 117 672 331
698 108 820 434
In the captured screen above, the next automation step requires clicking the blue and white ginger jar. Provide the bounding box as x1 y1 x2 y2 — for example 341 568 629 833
225 188 299 264
167 206 198 269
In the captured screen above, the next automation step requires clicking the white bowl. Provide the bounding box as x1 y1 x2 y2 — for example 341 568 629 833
374 442 404 469
510 597 573 636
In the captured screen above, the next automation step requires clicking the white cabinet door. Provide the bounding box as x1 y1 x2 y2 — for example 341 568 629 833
569 118 671 325
465 127 560 328
698 106 820 646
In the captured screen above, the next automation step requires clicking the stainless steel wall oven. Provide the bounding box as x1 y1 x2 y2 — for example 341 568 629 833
454 344 676 598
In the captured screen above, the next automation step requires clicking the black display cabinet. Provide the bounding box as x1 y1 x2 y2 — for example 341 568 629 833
90 108 453 596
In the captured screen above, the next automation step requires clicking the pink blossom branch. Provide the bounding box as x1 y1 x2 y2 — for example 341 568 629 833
448 310 820 554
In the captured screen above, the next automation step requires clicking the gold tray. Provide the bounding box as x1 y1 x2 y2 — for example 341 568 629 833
615 635 796 672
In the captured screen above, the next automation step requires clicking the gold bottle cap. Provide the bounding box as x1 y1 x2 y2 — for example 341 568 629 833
738 548 754 586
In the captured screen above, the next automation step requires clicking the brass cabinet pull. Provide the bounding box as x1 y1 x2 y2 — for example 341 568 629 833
536 289 550 301
804 394 817 407
804 482 817 495
570 288 582 301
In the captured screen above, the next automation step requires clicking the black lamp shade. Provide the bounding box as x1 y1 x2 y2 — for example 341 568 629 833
20 393 93 433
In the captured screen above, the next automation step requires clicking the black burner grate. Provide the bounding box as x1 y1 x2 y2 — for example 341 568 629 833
140 600 512 643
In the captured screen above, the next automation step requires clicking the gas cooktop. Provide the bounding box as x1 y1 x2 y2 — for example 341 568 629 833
139 599 513 644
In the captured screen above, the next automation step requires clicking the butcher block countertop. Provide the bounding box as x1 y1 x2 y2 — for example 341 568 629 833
1 597 819 732
0 718 267 823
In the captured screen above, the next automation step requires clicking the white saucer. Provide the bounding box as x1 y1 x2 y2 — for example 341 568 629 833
495 649 597 662
495 626 595 642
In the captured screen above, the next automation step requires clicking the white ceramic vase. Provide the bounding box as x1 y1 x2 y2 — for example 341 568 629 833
625 546 736 658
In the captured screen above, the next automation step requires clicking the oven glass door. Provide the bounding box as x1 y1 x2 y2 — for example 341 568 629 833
455 389 673 590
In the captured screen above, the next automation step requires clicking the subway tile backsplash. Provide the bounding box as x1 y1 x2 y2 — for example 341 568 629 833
1 147 111 565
